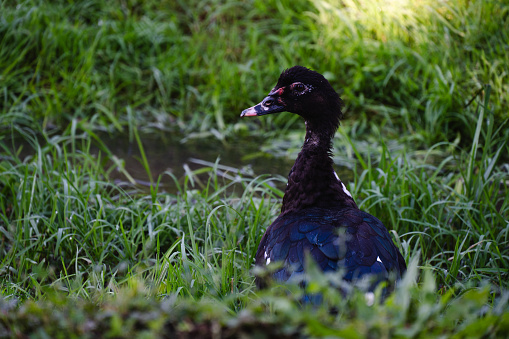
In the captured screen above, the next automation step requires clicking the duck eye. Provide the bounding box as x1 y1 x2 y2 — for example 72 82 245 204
294 83 305 92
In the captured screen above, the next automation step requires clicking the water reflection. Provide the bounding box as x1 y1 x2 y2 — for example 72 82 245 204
8 131 353 194
100 134 296 192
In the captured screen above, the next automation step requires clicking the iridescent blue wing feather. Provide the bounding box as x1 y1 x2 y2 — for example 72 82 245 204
255 207 406 288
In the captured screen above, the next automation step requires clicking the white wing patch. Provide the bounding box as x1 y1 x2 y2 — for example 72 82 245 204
334 171 353 198
264 251 271 265
377 256 383 264
333 171 340 181
365 292 375 306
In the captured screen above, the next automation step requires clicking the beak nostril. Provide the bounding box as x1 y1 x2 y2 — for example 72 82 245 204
264 99 273 107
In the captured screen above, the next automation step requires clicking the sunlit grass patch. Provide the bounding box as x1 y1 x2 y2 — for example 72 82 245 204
1 0 507 144
308 0 509 145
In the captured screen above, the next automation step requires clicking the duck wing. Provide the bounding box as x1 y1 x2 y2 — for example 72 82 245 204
254 207 406 286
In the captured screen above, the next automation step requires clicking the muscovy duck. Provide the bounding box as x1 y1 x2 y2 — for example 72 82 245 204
241 66 406 289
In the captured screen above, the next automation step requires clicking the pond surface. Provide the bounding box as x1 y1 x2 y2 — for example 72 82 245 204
101 134 297 192
8 131 353 194
101 133 354 194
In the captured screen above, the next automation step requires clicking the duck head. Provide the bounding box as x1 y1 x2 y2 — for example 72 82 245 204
241 66 344 133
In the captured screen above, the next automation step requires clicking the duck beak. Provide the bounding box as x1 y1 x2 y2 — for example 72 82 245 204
240 96 286 117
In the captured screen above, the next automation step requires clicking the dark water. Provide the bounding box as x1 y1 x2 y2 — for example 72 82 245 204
100 134 297 191
8 131 353 194
104 133 356 194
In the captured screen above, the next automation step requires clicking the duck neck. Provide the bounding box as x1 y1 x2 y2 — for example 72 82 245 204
280 120 357 214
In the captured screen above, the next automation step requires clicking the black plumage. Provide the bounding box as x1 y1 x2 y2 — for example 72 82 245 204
241 66 406 289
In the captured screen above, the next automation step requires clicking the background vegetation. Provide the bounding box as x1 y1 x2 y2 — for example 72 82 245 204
1 0 508 337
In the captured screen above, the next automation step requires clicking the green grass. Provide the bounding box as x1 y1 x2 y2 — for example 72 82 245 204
1 0 509 337
1 98 508 335
1 118 280 302
1 0 508 143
